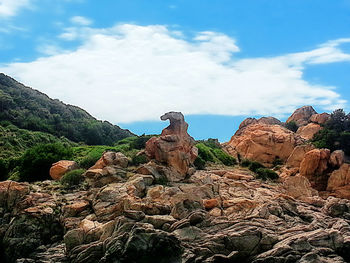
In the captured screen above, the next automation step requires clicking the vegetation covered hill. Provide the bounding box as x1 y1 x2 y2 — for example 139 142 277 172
0 73 133 145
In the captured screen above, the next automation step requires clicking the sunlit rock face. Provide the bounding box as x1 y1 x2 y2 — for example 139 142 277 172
145 112 198 179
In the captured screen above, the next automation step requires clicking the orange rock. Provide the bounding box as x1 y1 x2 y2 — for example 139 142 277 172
327 163 350 191
0 181 30 208
310 113 330 125
236 117 281 135
145 112 198 178
286 106 317 126
296 123 322 140
50 160 78 180
90 152 128 169
283 175 318 200
225 124 305 166
329 150 345 168
300 149 330 190
203 199 220 210
286 144 315 168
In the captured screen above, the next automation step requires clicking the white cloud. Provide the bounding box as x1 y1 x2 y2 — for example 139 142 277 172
70 16 92 26
0 24 348 123
0 0 32 17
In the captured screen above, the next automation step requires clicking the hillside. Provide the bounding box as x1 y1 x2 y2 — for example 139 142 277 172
0 73 133 145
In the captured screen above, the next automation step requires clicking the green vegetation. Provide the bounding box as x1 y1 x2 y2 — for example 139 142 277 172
285 121 299 132
194 139 237 169
60 169 85 187
241 159 278 181
312 109 350 155
0 73 133 145
18 143 73 182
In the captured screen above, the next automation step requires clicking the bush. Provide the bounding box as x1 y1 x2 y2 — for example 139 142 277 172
273 158 283 167
241 159 252 167
194 156 206 170
255 168 279 181
285 121 299 132
196 143 215 162
131 154 148 166
18 143 73 182
0 159 8 180
60 169 85 187
248 161 265 173
79 152 102 169
212 148 236 166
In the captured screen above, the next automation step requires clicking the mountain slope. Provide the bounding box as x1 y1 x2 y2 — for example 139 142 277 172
0 73 133 145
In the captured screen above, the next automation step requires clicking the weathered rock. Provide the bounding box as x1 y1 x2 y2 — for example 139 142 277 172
238 117 281 131
310 113 331 125
50 160 78 181
327 164 350 199
286 144 315 168
296 123 322 140
145 112 198 179
286 106 317 126
300 149 331 190
283 175 318 200
225 124 305 166
90 151 129 169
84 166 126 187
0 181 29 210
329 150 345 168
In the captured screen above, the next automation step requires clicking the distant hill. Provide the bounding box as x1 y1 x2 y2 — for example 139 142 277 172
0 73 134 145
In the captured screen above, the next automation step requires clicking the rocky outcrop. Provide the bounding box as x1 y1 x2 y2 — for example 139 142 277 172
145 112 198 178
310 113 331 124
300 149 331 190
327 164 350 199
90 151 128 169
238 116 281 132
330 150 345 168
226 124 305 166
49 160 78 180
286 106 317 126
286 144 315 168
283 175 318 201
296 122 322 140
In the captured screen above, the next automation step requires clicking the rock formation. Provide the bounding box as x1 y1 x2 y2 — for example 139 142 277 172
296 122 322 140
238 116 281 132
49 160 79 180
327 163 350 199
226 123 305 166
286 144 315 168
145 112 198 179
310 113 331 124
286 105 317 126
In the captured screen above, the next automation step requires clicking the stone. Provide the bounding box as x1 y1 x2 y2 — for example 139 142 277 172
203 199 220 210
225 124 305 166
286 144 315 168
283 175 318 200
90 151 129 169
300 149 330 190
0 181 29 209
310 113 331 125
286 106 317 126
327 164 350 199
49 160 78 180
145 112 198 179
236 117 281 135
296 123 322 140
63 200 90 217
329 150 345 168
84 166 126 187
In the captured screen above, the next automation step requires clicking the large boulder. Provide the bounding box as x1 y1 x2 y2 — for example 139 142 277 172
300 149 330 190
310 113 330 125
286 106 317 126
286 144 315 168
237 117 281 132
296 123 322 140
145 112 198 178
49 160 79 181
225 124 305 166
327 163 350 199
283 175 318 200
90 151 129 169
329 150 345 168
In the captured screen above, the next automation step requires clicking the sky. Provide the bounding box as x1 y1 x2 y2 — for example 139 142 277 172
1 0 350 141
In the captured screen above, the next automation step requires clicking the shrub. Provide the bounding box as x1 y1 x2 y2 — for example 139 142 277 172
131 154 148 166
18 143 73 182
273 157 283 167
241 159 252 167
194 156 206 170
248 161 265 173
212 148 236 166
79 152 102 169
0 159 8 180
60 169 85 187
196 143 215 162
285 121 299 132
255 168 279 181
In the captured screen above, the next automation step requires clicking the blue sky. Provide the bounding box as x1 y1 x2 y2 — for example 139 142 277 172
1 0 350 141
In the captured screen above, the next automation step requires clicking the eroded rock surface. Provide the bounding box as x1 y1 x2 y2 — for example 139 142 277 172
50 160 79 181
145 112 198 178
286 106 317 126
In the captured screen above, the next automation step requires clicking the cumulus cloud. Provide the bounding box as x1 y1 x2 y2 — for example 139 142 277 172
70 16 92 26
0 0 32 17
0 24 348 123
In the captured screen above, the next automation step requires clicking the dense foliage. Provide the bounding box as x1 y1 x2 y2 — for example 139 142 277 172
312 109 350 155
60 169 85 187
241 159 279 181
285 121 299 132
18 143 73 182
195 139 237 169
0 73 133 145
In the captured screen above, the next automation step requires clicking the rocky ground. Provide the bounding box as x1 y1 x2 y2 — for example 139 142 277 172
1 163 350 263
1 109 350 263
